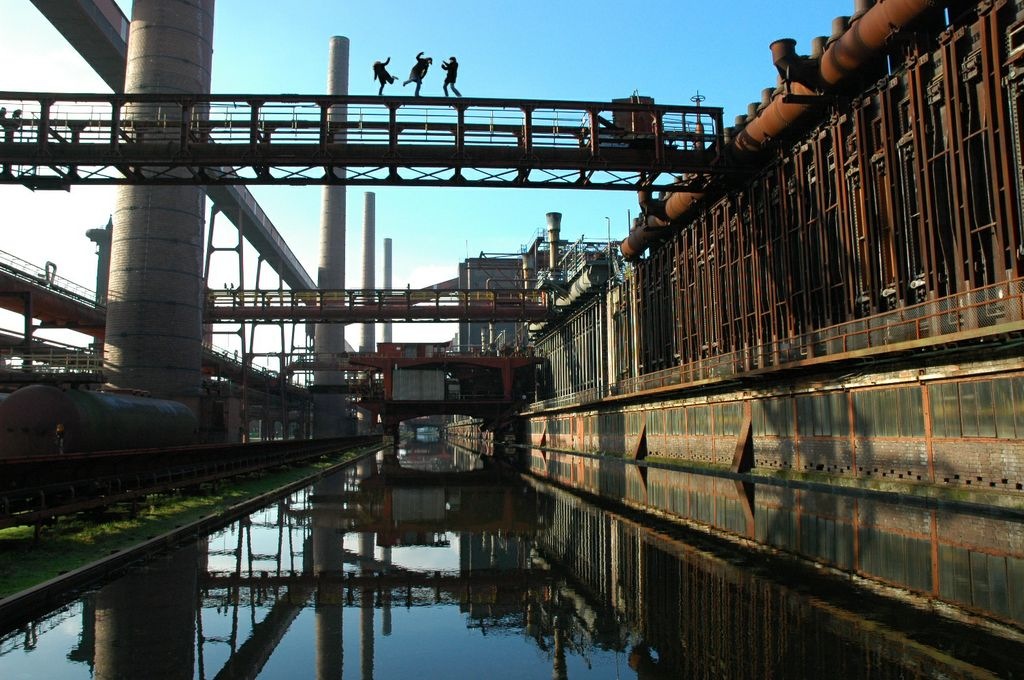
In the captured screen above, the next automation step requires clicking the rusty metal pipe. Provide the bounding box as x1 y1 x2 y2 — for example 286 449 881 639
624 0 936 260
732 81 816 157
736 0 932 161
620 181 705 260
820 0 932 86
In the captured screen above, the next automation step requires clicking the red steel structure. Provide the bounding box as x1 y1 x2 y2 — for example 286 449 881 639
205 288 550 324
522 0 1024 502
333 342 541 434
621 0 1024 375
0 94 722 191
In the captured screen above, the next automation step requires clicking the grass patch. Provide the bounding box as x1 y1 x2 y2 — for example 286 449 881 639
0 450 364 599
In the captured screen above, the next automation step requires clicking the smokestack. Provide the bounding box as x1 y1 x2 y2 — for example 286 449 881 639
86 216 112 305
383 237 392 344
521 251 533 290
546 212 562 271
359 192 375 353
313 35 351 437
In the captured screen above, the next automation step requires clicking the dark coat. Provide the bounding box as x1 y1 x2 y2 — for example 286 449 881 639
441 59 459 83
409 52 431 80
373 57 392 83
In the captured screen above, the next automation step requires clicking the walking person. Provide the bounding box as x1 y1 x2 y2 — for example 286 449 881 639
441 56 461 97
402 51 432 96
372 57 397 95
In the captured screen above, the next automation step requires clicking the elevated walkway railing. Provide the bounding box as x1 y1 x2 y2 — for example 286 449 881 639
206 287 550 323
0 348 103 375
0 247 99 307
532 278 1024 410
0 92 724 190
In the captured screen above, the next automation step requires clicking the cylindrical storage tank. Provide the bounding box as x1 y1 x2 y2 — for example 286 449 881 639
0 385 198 457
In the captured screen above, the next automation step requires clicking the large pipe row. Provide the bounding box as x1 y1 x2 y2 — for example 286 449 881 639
622 0 936 260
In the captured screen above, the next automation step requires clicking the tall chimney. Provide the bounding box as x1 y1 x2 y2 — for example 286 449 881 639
383 237 393 344
546 212 562 271
359 192 375 353
313 36 351 437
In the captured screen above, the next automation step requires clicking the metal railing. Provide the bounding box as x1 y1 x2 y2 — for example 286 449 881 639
0 247 99 307
531 278 1024 410
0 349 103 374
0 92 723 190
205 287 550 323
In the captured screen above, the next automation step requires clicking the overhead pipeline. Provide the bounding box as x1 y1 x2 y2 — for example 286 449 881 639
622 0 937 260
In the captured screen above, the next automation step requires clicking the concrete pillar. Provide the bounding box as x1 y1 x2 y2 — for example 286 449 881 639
382 237 392 344
103 0 214 403
313 36 351 437
359 192 375 353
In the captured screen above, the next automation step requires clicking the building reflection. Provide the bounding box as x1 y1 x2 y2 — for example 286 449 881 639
529 447 1024 627
16 440 1021 679
93 542 199 680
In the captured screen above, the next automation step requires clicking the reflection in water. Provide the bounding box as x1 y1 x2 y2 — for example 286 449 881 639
531 447 1024 629
1 441 1022 678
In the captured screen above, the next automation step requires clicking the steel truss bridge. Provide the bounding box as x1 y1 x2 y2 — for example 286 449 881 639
205 288 550 323
0 92 723 191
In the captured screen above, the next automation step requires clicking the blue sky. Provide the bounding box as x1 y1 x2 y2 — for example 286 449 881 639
0 0 849 347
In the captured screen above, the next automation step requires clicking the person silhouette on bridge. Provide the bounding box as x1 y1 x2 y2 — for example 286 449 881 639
373 57 397 95
441 56 461 97
402 51 432 96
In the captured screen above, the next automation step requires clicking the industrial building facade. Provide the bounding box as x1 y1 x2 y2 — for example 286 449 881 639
512 0 1024 496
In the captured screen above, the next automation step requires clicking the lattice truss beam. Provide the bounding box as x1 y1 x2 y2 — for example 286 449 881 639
0 92 725 190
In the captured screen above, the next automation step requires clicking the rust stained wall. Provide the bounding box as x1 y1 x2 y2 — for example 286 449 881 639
628 1 1024 370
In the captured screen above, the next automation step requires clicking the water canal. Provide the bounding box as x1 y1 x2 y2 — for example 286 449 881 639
1 439 1022 679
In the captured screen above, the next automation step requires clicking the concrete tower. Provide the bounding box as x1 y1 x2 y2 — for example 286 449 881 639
313 36 351 437
383 237 393 344
359 192 375 353
104 0 214 406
